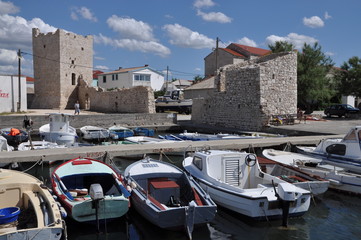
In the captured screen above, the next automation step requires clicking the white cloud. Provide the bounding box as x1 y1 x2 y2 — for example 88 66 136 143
193 0 215 9
196 10 231 23
325 51 334 56
237 37 257 47
265 33 318 50
163 23 215 49
107 15 155 41
95 65 109 71
0 0 19 15
324 11 332 20
70 6 97 22
0 14 57 50
303 16 324 28
0 48 17 65
94 34 171 57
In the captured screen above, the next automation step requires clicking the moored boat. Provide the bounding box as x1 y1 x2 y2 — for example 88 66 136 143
0 128 28 148
51 157 130 223
124 157 217 239
133 127 155 137
80 125 110 142
0 169 65 239
17 140 65 151
183 150 311 227
39 113 77 145
108 125 134 140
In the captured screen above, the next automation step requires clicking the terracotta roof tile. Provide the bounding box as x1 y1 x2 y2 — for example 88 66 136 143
222 48 245 57
232 44 271 56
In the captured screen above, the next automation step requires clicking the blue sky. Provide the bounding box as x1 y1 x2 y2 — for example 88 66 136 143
0 0 360 79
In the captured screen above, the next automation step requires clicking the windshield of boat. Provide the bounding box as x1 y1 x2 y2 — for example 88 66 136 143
343 129 358 141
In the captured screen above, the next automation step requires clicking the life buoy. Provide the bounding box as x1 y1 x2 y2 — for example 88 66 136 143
245 154 257 167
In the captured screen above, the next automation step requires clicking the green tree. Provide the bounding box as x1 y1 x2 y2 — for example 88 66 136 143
336 56 361 97
297 43 334 112
193 75 203 83
268 41 295 53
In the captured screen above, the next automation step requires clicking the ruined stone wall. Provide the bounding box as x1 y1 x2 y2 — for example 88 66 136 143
31 28 93 109
192 51 297 131
78 79 155 113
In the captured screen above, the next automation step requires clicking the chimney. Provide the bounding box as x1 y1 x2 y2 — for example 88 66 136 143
144 64 149 67
118 67 122 70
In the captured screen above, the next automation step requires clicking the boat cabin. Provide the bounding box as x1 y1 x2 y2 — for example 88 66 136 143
48 113 71 132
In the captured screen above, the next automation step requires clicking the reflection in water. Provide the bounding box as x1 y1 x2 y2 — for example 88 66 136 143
12 153 361 240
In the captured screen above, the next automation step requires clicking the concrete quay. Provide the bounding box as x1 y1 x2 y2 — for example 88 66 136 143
0 134 343 164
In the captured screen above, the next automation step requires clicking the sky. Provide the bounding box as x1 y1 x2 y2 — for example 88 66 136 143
0 0 360 80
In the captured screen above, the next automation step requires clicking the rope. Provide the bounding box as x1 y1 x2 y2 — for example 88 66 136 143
22 157 44 173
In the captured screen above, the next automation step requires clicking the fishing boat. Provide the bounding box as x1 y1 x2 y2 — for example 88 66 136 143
80 125 109 142
296 126 361 174
262 148 361 195
133 127 155 137
183 150 311 227
0 128 29 147
51 157 130 223
108 125 134 140
124 158 217 239
257 156 329 195
0 169 65 239
39 113 77 145
125 136 180 144
17 140 65 151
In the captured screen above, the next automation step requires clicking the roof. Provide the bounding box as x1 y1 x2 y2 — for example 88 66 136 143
100 65 164 76
232 43 271 56
221 48 245 57
26 76 35 82
173 79 193 87
93 70 104 79
184 76 215 90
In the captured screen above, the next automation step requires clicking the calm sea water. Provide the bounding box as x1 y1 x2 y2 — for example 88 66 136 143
20 152 361 240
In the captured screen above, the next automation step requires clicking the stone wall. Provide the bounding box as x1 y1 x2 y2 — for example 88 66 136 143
192 51 297 131
78 79 155 113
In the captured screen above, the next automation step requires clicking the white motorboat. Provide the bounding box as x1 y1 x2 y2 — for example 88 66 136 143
39 113 77 145
80 125 109 142
17 140 66 151
183 150 311 226
124 158 217 239
262 148 361 195
0 169 65 239
125 136 180 144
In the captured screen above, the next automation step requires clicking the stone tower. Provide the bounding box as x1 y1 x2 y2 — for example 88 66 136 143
31 28 93 109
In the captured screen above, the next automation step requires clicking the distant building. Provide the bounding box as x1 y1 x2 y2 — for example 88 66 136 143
31 28 93 109
92 70 104 87
183 76 215 99
98 65 164 91
204 43 271 77
161 79 193 91
0 75 27 113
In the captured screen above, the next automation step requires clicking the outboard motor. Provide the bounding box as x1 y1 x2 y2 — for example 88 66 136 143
90 184 104 232
273 181 300 227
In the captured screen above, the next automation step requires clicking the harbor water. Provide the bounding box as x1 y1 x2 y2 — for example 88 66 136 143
20 152 361 240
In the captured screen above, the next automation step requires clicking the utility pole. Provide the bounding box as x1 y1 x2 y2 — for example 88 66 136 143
215 37 219 75
17 49 21 112
166 66 169 91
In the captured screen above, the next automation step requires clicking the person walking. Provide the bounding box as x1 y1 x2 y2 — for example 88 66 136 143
74 101 80 115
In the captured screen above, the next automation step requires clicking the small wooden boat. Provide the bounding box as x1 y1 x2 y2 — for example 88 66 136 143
133 127 155 137
0 128 28 147
262 148 361 195
124 158 217 239
51 157 130 223
108 125 134 140
80 125 109 142
0 169 65 239
183 150 311 227
39 113 77 145
257 156 329 195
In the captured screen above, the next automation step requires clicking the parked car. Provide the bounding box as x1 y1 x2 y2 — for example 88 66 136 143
324 104 360 118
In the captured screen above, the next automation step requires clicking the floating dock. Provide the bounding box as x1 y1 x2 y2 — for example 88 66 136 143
0 134 343 164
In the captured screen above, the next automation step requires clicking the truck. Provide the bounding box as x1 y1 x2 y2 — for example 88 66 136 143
155 90 192 114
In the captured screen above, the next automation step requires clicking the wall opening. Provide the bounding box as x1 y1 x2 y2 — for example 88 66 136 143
72 73 76 85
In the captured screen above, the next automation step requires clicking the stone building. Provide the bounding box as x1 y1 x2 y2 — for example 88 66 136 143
204 43 271 78
192 51 297 131
31 28 93 109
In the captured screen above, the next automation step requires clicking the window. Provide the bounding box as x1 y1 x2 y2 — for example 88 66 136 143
134 74 151 81
71 73 76 85
112 74 118 81
193 156 202 170
103 76 106 83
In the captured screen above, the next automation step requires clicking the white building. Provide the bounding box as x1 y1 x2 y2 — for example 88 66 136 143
98 65 164 91
0 75 27 113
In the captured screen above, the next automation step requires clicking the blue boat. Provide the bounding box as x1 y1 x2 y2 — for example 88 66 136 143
133 127 155 137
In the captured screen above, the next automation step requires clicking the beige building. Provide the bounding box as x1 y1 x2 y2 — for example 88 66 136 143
31 28 93 109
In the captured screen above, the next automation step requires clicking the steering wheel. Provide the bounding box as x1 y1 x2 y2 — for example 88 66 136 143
245 154 257 167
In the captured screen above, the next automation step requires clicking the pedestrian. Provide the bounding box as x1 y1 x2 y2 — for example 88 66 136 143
74 101 80 115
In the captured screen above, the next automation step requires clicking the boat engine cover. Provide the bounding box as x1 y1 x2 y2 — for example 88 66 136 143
90 183 104 200
277 182 298 201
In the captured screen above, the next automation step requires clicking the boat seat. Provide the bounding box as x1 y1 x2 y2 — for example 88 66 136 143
22 191 44 227
192 188 203 206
